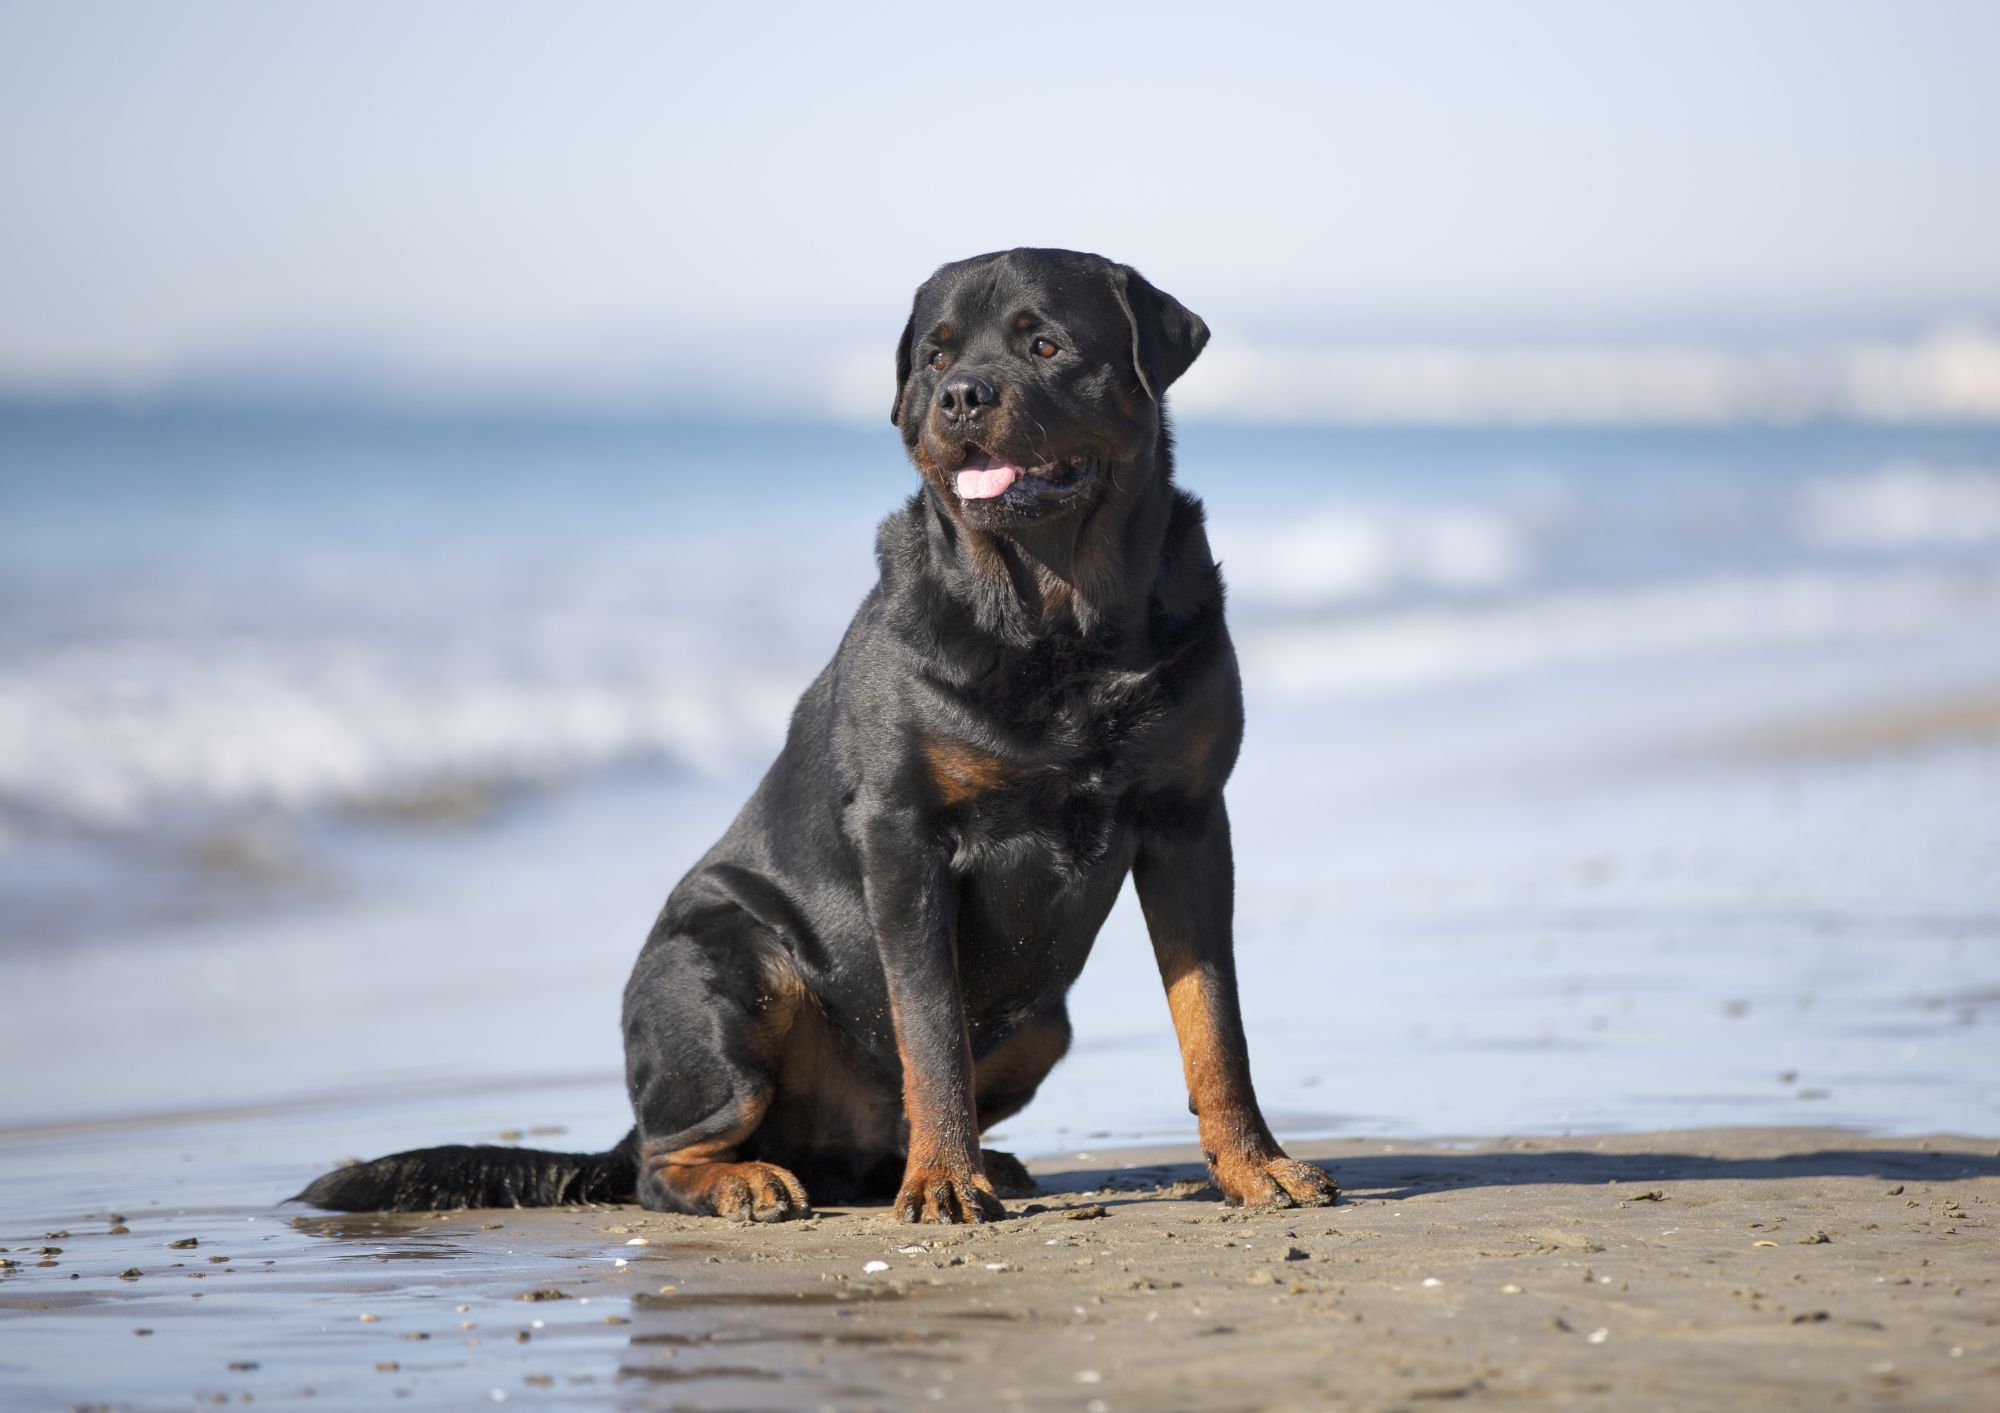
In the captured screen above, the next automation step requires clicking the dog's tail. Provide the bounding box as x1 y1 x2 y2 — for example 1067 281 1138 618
292 1128 640 1212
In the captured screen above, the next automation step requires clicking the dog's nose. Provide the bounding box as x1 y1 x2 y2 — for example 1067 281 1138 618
934 372 997 422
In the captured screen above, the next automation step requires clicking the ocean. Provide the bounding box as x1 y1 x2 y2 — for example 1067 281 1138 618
1 407 1996 1177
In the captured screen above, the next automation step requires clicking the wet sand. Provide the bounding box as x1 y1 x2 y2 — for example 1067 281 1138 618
1730 686 2000 762
3 1127 1994 1410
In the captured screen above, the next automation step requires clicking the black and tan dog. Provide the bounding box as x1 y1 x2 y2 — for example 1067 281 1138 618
300 248 1338 1224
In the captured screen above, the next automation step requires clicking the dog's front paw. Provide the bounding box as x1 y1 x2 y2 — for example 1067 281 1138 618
894 1166 1006 1224
1212 1153 1339 1210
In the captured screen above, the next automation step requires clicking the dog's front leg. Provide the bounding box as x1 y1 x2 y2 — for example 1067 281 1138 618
1135 795 1340 1209
861 817 1004 1224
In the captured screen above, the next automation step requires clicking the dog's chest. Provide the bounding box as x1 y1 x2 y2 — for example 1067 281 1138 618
935 659 1169 879
944 683 1144 1021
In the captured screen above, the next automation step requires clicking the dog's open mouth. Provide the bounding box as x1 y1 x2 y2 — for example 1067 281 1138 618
954 448 1093 502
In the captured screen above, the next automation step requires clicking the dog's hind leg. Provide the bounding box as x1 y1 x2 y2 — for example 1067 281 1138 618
975 1005 1072 1132
972 1006 1073 1196
620 915 811 1222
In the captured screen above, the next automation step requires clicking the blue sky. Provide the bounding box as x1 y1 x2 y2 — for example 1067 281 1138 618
3 1 1997 400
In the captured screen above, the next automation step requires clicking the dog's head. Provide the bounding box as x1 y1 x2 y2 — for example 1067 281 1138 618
891 249 1208 531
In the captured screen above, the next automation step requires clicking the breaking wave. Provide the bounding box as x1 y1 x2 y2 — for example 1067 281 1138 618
1797 462 2000 550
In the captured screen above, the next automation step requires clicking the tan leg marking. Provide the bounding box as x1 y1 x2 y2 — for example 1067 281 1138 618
891 1011 1002 1225
1163 961 1338 1209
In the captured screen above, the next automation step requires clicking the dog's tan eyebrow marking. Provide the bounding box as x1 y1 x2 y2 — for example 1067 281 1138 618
933 322 955 344
1011 310 1036 331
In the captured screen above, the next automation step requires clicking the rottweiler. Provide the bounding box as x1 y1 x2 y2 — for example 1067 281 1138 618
299 248 1339 1223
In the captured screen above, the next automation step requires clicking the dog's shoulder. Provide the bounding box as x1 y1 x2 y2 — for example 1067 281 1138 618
1151 486 1227 636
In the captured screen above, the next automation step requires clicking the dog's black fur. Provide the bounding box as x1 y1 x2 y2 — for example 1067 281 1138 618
299 248 1338 1223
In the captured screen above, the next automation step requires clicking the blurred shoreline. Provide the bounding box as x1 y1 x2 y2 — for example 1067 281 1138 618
8 313 2000 425
1728 686 2000 760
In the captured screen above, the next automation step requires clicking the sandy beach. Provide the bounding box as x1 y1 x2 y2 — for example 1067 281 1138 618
1 1127 1992 1409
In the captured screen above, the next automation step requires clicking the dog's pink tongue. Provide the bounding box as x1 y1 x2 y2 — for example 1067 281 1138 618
956 463 1020 499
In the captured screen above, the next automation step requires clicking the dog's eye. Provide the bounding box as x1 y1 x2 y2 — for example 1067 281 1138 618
928 349 948 369
1031 337 1059 359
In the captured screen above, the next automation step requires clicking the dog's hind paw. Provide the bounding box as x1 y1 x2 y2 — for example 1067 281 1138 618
647 1160 812 1223
980 1148 1039 1198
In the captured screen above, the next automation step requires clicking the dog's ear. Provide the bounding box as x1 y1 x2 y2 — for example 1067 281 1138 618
1112 265 1210 401
890 295 919 427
